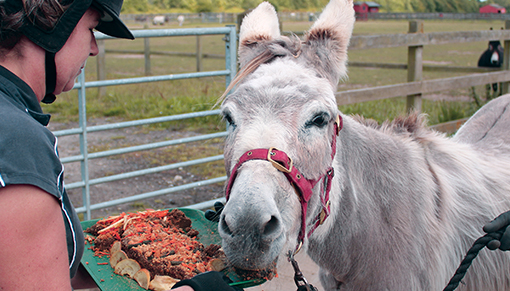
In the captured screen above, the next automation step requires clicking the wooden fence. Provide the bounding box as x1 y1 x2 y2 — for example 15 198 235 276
340 20 510 132
340 20 510 104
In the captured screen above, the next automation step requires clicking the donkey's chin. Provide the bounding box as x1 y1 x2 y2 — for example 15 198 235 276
221 231 285 273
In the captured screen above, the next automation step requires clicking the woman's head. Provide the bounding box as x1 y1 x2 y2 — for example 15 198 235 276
0 0 133 101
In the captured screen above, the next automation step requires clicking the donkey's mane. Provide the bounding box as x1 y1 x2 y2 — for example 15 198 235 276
352 112 436 139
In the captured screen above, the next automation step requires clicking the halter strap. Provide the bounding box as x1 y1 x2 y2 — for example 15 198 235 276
42 51 57 104
225 115 342 253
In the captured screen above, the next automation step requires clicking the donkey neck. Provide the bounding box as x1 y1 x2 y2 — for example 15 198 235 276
307 115 440 288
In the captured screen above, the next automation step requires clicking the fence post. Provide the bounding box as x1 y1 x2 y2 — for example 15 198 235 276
196 34 203 72
407 20 424 113
96 39 106 97
144 24 152 76
77 71 91 220
502 20 510 95
225 25 237 88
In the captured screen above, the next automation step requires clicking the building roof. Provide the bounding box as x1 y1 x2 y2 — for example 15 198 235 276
354 1 381 7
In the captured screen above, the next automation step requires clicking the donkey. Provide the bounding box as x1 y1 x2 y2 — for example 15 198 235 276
478 40 503 68
478 39 504 95
217 1 510 290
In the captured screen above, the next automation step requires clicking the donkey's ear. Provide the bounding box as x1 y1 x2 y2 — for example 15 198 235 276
238 2 280 68
302 0 355 87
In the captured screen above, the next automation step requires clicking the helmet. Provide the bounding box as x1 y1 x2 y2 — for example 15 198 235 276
1 0 134 103
93 0 134 41
3 0 134 53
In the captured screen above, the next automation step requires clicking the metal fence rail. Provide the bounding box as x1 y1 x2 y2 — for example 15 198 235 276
54 26 237 220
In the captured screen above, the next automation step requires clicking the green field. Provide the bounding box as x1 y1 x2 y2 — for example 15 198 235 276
44 19 507 126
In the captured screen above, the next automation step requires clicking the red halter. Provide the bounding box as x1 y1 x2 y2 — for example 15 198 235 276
225 115 342 253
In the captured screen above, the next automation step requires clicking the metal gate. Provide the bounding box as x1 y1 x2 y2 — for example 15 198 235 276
53 26 237 220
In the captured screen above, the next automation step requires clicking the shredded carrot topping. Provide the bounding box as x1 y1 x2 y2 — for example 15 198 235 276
84 209 225 281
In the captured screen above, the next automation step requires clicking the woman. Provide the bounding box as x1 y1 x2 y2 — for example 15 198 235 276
0 0 132 289
0 1 236 290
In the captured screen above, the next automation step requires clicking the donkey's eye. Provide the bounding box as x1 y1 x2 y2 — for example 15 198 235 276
223 113 236 129
308 113 329 128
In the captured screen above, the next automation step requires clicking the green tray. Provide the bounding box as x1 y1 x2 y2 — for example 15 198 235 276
80 208 264 290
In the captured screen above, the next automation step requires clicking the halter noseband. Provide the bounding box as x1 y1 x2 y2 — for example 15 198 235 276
225 115 342 253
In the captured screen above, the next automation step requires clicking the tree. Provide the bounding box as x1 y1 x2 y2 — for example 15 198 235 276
167 0 196 10
152 0 168 9
379 0 408 12
292 0 310 9
196 0 214 12
225 0 243 9
241 0 263 10
121 0 150 13
493 0 510 9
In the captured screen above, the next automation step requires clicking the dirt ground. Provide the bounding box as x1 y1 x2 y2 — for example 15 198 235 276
48 118 226 220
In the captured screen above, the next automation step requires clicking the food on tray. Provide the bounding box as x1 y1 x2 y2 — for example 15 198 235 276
149 275 180 291
110 240 122 255
133 269 151 289
85 209 226 290
109 249 128 267
114 258 141 278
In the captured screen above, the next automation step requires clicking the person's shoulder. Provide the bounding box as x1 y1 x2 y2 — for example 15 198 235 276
0 103 52 148
0 96 59 188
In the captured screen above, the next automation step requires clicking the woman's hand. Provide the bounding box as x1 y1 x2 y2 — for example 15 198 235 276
171 271 242 291
483 211 510 250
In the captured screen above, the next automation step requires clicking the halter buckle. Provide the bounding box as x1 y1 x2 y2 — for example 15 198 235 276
335 115 342 135
319 200 331 225
294 241 303 255
267 147 293 173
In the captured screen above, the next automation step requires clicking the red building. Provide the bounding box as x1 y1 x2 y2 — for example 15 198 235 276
354 1 381 14
479 4 506 14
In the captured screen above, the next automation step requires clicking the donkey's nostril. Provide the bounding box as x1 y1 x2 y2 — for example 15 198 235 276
220 215 232 235
263 215 280 235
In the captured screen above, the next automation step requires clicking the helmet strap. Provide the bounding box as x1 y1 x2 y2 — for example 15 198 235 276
42 51 57 104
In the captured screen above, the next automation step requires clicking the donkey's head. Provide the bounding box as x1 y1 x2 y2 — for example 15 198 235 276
219 0 355 272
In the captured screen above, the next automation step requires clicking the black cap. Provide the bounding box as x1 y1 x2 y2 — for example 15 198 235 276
92 0 134 40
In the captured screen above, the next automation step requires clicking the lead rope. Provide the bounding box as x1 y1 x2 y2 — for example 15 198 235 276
288 251 318 291
443 228 506 291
